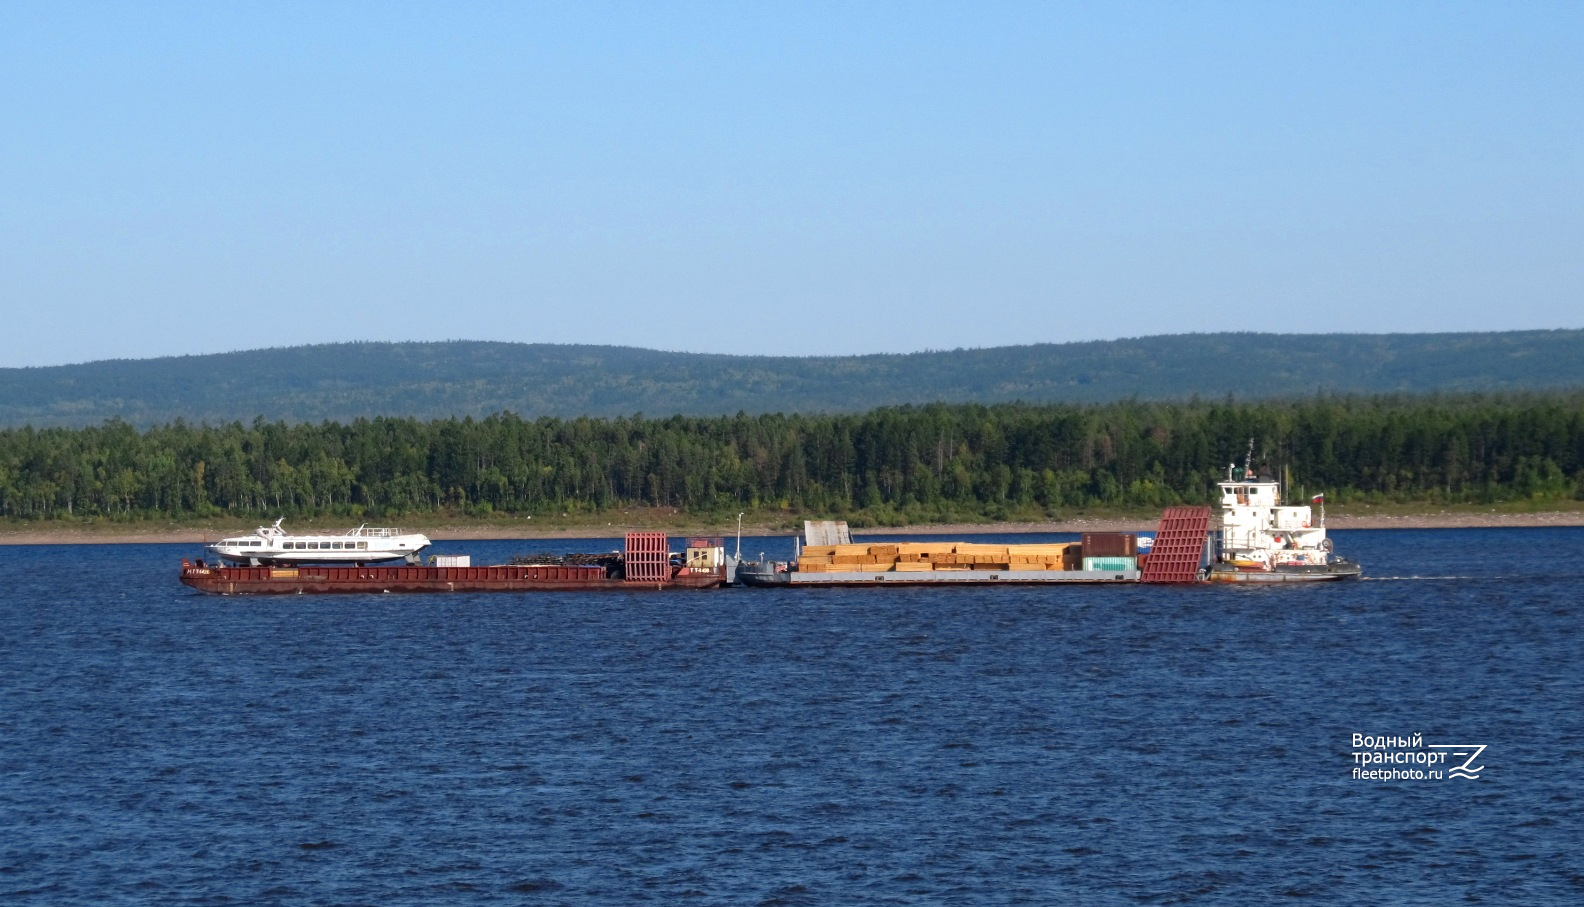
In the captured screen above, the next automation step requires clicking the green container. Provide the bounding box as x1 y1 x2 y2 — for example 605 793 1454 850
1083 556 1136 572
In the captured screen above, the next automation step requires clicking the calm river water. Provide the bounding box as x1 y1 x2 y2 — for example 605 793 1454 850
2 527 1581 904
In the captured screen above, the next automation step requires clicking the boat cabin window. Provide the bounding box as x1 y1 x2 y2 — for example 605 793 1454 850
357 541 367 549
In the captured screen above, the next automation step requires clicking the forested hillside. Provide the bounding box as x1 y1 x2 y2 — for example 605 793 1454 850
3 395 1580 526
3 330 1583 428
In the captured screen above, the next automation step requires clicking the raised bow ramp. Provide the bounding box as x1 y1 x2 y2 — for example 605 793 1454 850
1141 506 1211 583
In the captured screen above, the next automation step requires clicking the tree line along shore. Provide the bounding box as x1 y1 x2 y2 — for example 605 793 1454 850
5 508 1584 547
1 395 1582 530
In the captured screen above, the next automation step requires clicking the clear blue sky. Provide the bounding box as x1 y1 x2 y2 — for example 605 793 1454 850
2 2 1580 367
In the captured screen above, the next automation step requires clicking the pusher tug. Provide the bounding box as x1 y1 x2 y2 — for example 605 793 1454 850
1205 464 1361 583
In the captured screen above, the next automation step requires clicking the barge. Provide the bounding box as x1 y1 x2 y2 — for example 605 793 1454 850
180 533 728 594
736 522 1149 587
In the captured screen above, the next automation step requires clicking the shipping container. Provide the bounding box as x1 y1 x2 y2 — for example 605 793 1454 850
1081 532 1138 558
1083 556 1137 572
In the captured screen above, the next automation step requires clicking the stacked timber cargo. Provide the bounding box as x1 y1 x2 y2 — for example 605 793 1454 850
734 520 1148 586
795 541 1084 574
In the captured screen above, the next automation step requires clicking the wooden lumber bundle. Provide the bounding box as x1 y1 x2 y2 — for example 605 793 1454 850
794 539 1085 574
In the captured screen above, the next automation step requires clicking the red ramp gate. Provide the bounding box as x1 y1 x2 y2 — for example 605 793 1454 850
1141 507 1210 583
624 532 670 583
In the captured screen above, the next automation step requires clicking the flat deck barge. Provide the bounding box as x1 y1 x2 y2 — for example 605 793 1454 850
736 565 1142 586
180 533 728 594
737 522 1165 587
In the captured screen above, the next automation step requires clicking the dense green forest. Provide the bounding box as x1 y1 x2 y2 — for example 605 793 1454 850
6 330 1584 428
2 395 1581 525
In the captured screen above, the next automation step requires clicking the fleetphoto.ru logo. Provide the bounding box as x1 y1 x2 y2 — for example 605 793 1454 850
1351 733 1488 781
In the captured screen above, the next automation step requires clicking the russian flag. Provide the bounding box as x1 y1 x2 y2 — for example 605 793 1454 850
1311 493 1325 503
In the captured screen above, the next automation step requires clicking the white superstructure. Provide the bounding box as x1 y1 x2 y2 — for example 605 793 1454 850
206 518 431 566
1209 462 1359 582
1216 474 1330 569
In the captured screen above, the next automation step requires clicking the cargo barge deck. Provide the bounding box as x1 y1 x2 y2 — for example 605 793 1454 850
735 564 1141 586
180 533 728 594
737 522 1166 587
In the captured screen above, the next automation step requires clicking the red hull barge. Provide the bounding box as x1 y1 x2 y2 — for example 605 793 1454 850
180 532 727 595
179 562 724 594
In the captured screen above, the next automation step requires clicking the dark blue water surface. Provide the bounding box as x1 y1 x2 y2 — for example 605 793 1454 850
3 528 1582 904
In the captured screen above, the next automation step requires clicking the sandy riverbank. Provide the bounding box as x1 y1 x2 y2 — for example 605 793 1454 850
4 508 1582 546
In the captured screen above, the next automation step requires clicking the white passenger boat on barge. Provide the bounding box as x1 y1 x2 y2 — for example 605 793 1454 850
206 519 432 566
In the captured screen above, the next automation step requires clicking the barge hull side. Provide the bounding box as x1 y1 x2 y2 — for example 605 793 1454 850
741 567 1140 587
180 563 724 594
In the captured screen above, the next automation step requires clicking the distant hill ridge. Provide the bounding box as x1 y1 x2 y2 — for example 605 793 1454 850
2 331 1582 428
